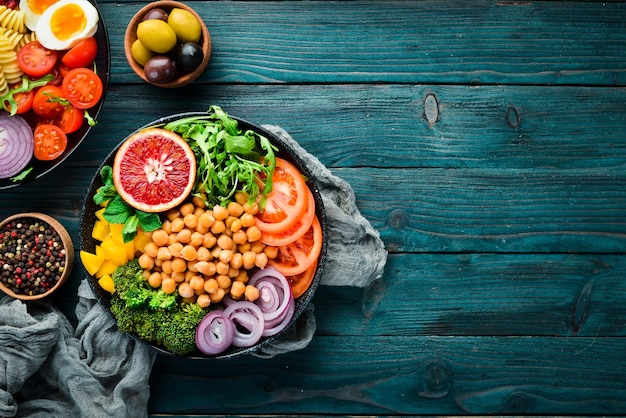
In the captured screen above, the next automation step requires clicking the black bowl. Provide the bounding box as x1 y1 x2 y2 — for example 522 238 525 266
0 0 110 190
80 111 327 359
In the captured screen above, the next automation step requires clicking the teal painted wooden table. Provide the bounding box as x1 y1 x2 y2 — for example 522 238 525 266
2 0 626 415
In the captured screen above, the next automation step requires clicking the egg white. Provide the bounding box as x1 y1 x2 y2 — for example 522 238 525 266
35 0 99 50
19 0 60 32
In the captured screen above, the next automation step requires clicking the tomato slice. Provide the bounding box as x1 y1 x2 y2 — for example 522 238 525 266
32 85 66 118
61 68 103 109
269 216 323 277
255 157 309 234
57 105 84 134
288 263 317 298
33 124 68 161
17 41 57 78
62 37 98 68
261 188 315 246
3 86 34 114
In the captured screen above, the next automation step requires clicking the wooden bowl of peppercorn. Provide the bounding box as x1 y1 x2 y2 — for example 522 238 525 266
0 213 74 301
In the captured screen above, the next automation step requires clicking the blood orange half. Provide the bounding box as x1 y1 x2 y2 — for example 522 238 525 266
113 128 196 213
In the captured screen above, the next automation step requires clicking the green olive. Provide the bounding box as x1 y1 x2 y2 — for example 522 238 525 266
167 8 201 44
131 39 153 67
136 19 177 53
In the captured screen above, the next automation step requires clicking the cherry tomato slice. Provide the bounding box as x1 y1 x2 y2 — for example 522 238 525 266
261 188 315 246
3 86 34 114
288 263 317 298
62 37 98 68
61 68 103 109
269 216 323 277
33 124 68 161
17 41 58 78
32 85 66 118
255 157 309 234
57 105 84 134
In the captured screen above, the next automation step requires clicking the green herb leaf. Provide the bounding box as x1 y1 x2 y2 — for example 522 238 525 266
137 210 162 233
103 195 135 224
122 215 139 243
10 166 33 182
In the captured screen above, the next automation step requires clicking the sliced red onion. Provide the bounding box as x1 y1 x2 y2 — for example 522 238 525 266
0 114 33 179
223 301 264 347
262 294 294 337
196 310 235 355
249 267 293 322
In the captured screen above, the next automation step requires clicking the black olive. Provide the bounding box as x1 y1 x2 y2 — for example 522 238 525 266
144 55 177 83
175 42 204 73
142 8 168 22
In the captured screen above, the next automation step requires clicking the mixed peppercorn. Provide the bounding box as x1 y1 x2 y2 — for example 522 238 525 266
0 217 66 296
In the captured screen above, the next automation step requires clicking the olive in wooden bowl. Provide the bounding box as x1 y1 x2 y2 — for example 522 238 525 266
0 213 74 301
124 0 211 88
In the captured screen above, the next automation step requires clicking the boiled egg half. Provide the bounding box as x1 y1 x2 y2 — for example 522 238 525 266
35 0 99 50
19 0 60 31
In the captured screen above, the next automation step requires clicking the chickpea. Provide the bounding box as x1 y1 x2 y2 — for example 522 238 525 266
138 253 154 269
151 229 169 247
157 246 172 260
255 252 268 268
171 257 187 273
230 280 246 299
246 225 262 242
144 242 159 258
148 272 162 288
212 205 229 220
178 282 195 298
240 213 255 228
161 278 177 294
184 213 198 229
179 202 195 216
189 275 205 292
170 217 185 233
242 251 256 270
180 245 197 261
227 201 244 217
204 278 218 294
245 285 260 302
176 228 192 243
216 274 231 289
196 293 211 308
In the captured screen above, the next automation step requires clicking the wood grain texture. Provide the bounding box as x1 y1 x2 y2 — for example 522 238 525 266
146 335 626 415
61 84 626 171
94 1 626 86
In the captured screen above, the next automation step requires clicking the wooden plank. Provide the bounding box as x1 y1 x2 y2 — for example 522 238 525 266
66 84 626 171
147 335 626 415
314 253 626 338
95 1 626 85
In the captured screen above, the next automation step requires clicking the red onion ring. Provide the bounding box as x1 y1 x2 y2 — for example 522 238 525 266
262 294 295 337
196 310 235 355
0 114 33 179
223 301 264 347
249 267 293 322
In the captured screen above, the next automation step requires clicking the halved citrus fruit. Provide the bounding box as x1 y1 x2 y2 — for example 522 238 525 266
113 128 196 213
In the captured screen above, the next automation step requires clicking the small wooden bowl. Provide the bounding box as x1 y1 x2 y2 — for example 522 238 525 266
124 0 211 88
0 213 74 301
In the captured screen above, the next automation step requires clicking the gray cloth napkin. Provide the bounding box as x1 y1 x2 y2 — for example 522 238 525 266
0 279 155 417
0 125 387 415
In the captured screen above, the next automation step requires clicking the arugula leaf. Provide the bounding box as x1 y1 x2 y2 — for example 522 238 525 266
10 167 33 182
162 106 277 208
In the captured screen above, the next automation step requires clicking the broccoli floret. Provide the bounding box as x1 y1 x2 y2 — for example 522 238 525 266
109 260 209 356
148 289 178 310
155 303 209 356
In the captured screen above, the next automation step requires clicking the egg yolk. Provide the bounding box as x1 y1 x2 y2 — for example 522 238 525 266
26 0 59 16
50 4 86 41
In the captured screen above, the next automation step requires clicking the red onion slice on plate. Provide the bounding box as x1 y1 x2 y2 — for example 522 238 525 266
223 301 265 347
0 114 34 179
196 310 235 355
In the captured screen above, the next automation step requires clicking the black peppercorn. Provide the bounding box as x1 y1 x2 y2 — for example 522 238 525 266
0 217 66 296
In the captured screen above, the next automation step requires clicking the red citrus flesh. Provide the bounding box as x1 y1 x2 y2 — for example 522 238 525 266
113 128 196 213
